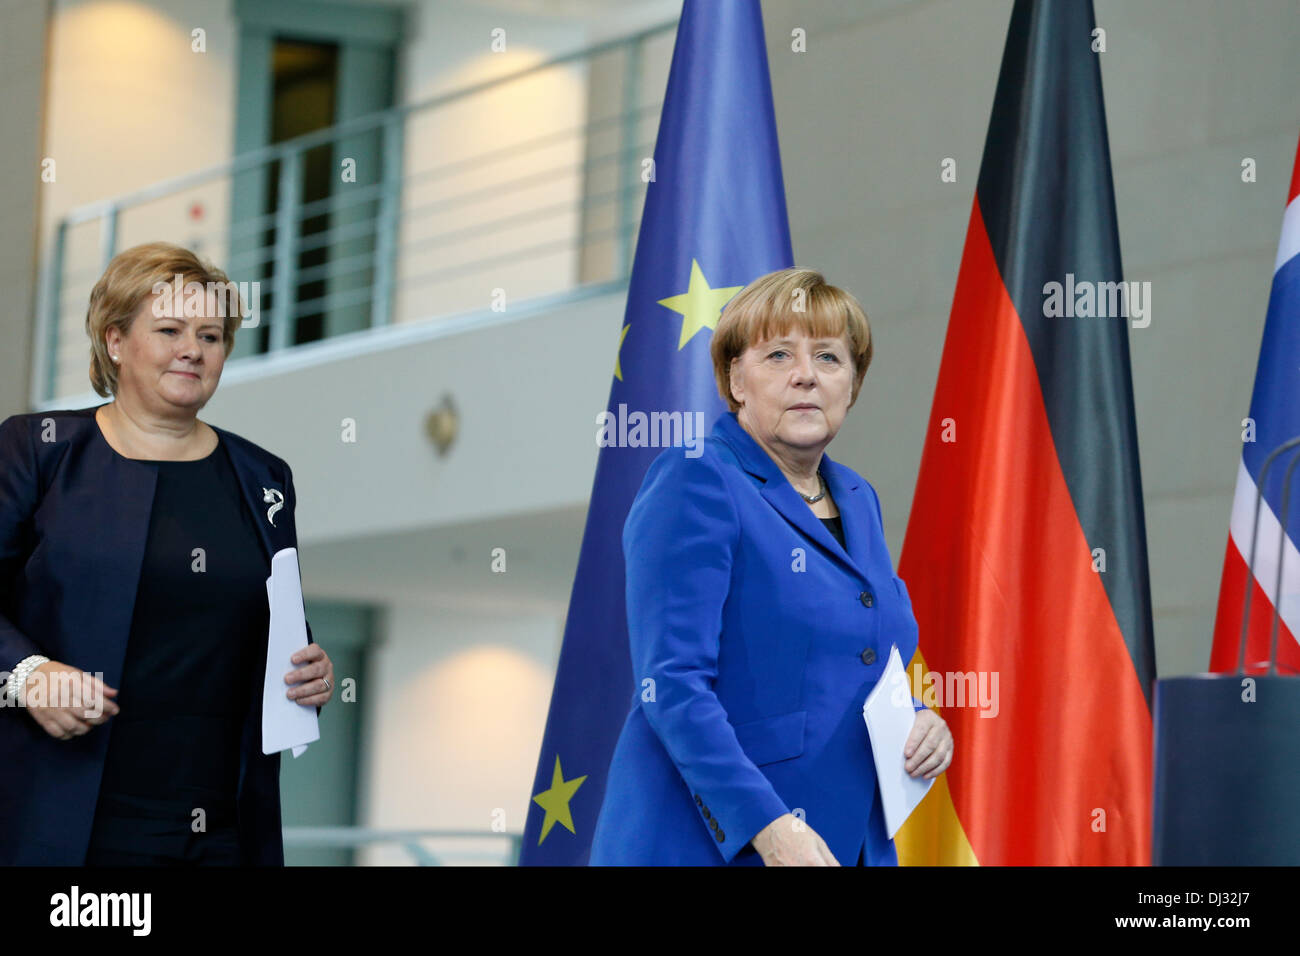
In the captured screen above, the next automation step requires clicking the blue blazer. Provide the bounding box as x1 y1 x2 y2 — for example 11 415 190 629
589 411 924 866
0 404 314 865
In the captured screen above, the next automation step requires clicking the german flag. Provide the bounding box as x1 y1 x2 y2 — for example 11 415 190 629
895 0 1155 865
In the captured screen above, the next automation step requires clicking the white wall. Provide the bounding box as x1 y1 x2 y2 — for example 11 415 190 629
357 601 560 865
393 1 589 323
200 287 621 545
40 0 240 394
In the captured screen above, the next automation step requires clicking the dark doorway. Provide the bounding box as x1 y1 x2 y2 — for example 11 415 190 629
259 39 339 349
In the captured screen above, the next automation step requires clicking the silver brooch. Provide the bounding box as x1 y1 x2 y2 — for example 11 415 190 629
262 487 285 526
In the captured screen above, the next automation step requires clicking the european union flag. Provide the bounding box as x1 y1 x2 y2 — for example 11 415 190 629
519 0 793 864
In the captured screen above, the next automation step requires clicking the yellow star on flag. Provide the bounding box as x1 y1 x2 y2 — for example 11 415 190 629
657 259 744 349
614 324 630 381
531 755 587 845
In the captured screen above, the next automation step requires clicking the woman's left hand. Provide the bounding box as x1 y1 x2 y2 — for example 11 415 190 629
285 643 334 708
904 709 953 779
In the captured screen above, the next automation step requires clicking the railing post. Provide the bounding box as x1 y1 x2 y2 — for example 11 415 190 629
402 843 440 866
614 35 643 280
371 114 403 328
99 205 118 272
271 149 303 351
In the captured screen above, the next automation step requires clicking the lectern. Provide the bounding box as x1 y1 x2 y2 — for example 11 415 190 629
1153 675 1300 864
1153 434 1300 864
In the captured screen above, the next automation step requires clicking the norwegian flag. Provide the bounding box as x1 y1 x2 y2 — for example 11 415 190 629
1209 133 1300 675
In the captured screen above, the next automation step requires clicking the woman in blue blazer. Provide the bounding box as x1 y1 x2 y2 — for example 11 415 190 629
590 268 953 866
0 242 333 865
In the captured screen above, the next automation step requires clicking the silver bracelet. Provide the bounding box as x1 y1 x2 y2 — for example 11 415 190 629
3 655 50 705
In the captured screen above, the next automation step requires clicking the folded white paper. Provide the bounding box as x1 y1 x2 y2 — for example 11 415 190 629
862 644 934 837
263 547 320 757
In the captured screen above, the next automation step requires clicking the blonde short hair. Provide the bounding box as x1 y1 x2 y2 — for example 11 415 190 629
85 242 242 397
711 268 873 412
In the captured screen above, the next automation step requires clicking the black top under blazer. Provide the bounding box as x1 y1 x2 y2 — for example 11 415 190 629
0 404 315 865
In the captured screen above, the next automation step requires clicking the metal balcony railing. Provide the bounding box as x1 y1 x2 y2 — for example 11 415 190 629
33 20 676 404
282 827 523 866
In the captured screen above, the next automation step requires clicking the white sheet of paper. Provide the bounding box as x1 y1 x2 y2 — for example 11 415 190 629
863 644 934 837
262 547 320 757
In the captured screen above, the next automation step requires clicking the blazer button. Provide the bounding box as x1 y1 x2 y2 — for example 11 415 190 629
702 806 711 820
860 590 874 608
695 794 703 806
715 829 726 842
709 818 719 831
860 647 877 665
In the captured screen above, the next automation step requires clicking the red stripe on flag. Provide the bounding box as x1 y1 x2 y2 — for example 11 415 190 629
1289 136 1300 205
1210 536 1300 675
899 197 1152 865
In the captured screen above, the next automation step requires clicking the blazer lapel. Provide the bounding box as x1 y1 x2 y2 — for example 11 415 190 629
83 433 158 683
211 426 285 777
214 426 283 564
820 457 873 579
712 412 869 583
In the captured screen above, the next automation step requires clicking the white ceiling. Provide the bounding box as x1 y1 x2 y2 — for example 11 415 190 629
299 501 589 616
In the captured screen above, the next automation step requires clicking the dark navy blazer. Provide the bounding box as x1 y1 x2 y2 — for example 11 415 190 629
0 404 313 865
590 411 924 866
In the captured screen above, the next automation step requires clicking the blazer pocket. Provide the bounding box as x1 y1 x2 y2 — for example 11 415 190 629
731 710 806 767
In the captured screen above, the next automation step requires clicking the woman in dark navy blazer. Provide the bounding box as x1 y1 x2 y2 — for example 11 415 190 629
0 242 333 865
590 268 954 866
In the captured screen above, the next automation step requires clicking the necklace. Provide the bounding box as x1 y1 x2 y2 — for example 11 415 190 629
798 473 827 504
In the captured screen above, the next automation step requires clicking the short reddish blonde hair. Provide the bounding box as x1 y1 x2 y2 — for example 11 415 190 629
711 268 872 412
85 242 242 397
